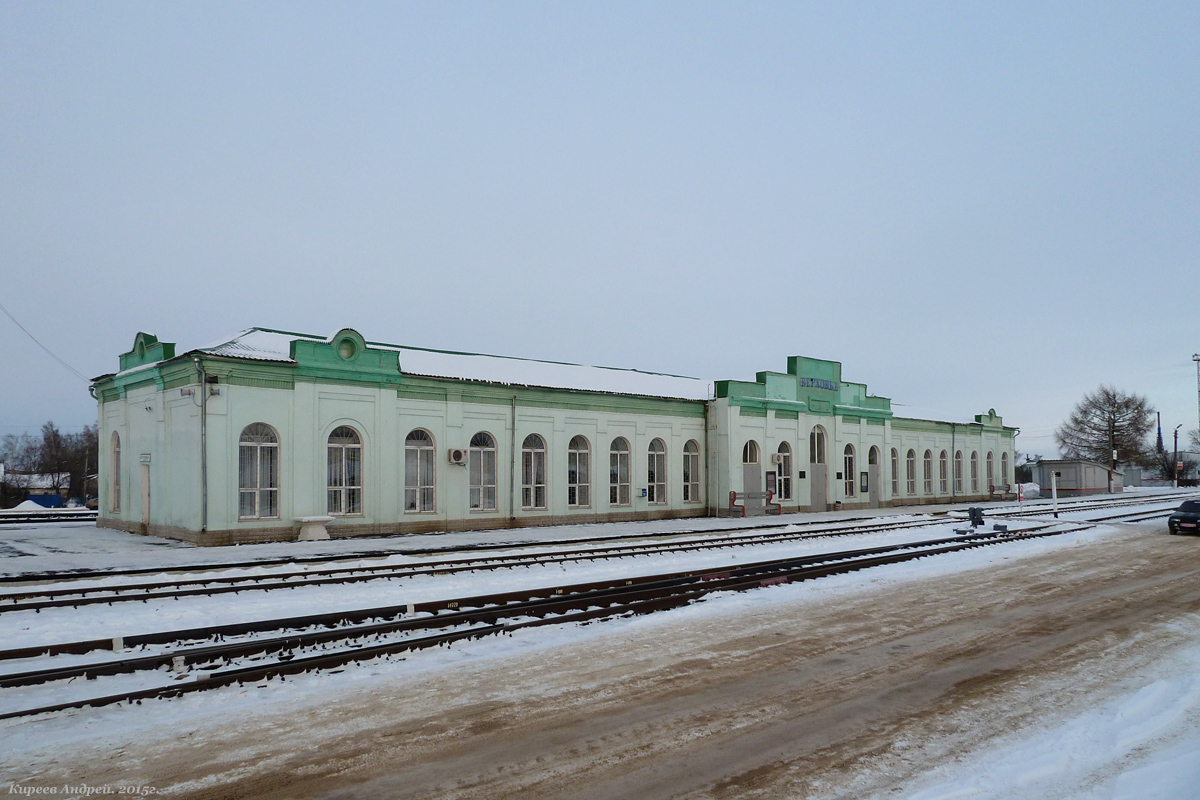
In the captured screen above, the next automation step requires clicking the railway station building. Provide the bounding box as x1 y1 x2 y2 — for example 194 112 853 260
93 328 1019 546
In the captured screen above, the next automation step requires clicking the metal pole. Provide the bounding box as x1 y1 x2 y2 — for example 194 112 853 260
1174 424 1182 489
1194 354 1200 457
1108 419 1115 493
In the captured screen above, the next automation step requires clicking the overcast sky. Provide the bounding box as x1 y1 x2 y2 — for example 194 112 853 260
2 2 1198 458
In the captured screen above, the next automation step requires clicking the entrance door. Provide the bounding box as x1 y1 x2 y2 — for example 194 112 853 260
741 440 761 512
140 463 151 530
809 426 828 512
868 446 881 508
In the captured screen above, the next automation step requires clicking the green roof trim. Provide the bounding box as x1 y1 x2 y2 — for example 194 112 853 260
720 356 892 420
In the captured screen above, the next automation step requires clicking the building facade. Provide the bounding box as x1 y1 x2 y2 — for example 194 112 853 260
93 328 1018 546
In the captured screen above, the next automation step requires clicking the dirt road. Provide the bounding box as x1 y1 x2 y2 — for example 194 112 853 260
10 523 1200 798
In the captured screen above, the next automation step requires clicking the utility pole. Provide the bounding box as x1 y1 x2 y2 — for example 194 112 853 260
1108 418 1115 493
1194 354 1200 454
1174 424 1182 489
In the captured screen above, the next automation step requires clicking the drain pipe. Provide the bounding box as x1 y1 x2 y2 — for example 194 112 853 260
509 396 517 522
950 424 956 500
704 399 712 517
194 357 208 533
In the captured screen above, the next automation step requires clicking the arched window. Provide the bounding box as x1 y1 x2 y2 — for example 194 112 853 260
683 440 701 503
647 439 667 504
923 450 933 495
891 448 900 495
327 426 362 515
971 451 979 492
239 423 279 519
469 432 496 511
987 451 995 490
521 434 547 510
906 449 917 495
742 440 760 465
110 432 121 513
610 437 631 506
939 450 948 495
776 442 792 500
809 427 826 464
567 435 590 508
404 429 435 512
954 451 964 493
1001 452 1010 486
843 444 856 497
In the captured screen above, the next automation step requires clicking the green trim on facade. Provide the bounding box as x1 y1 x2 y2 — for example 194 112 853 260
397 375 706 418
117 332 176 372
719 356 894 423
891 416 1017 437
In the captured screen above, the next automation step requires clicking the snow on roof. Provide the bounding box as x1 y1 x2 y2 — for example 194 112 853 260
192 329 712 401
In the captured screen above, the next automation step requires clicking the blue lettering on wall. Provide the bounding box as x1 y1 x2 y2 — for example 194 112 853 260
799 377 839 391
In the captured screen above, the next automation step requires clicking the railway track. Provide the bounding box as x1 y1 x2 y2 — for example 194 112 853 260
989 491 1199 518
0 515 965 612
0 509 97 525
0 522 1075 721
0 513 903 587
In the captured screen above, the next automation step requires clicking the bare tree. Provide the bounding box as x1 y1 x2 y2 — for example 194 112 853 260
1054 386 1154 467
1149 448 1197 482
0 423 99 504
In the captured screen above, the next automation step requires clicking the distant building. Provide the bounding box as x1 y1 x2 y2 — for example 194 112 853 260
1028 459 1123 496
0 471 69 496
92 329 1019 546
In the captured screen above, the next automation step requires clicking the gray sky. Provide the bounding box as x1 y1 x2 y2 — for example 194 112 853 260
2 2 1198 458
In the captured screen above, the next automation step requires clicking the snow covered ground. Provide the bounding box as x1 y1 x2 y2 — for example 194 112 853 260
0 490 1197 798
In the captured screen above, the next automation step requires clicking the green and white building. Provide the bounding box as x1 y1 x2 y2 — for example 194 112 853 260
93 328 1018 546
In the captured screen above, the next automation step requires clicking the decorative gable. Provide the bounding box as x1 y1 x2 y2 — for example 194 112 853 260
118 332 176 372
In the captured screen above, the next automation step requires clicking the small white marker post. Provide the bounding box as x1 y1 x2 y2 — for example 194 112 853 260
1051 471 1059 518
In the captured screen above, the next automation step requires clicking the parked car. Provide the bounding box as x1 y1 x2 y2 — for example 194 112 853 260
1167 500 1200 534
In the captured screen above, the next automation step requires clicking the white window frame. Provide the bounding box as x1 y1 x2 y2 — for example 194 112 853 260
469 431 497 511
522 434 547 510
742 440 760 465
404 429 436 513
843 444 856 497
954 451 964 493
610 437 631 506
971 451 979 492
110 431 121 513
647 438 667 504
939 450 948 495
906 449 917 495
238 423 279 520
987 452 995 490
923 450 933 495
776 442 792 501
809 427 826 464
567 435 590 508
327 426 363 516
683 440 701 503
1001 452 1009 486
891 448 900 496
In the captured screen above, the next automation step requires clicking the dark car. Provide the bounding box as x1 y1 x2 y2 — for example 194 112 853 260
1168 500 1200 534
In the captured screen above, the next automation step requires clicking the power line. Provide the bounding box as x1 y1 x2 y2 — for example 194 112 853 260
0 301 91 383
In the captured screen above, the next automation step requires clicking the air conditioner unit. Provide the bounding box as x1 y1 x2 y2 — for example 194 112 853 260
448 448 467 465
770 453 786 465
